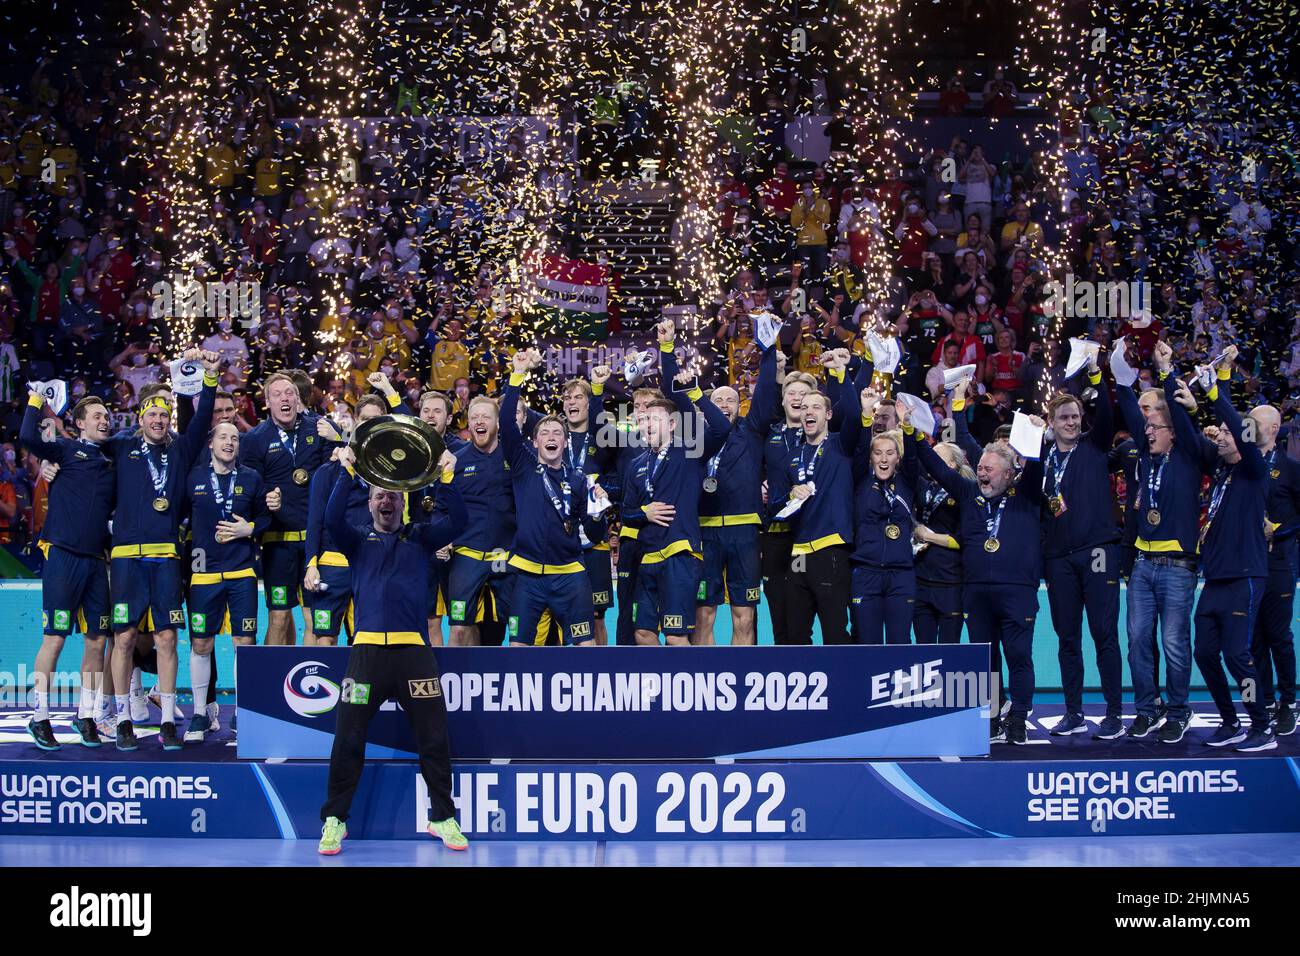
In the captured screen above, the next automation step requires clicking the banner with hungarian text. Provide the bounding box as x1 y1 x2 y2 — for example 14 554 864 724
528 253 618 340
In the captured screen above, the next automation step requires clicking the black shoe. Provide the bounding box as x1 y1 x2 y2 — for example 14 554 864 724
1274 704 1296 737
1126 714 1155 738
1093 715 1125 740
116 719 139 752
159 721 183 751
26 718 60 751
1236 726 1277 752
1203 722 1246 747
73 717 102 748
1152 701 1168 729
1051 712 1088 736
990 717 1006 744
1006 717 1028 746
1158 717 1188 744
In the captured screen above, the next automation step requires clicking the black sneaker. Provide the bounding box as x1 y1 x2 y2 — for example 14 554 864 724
990 717 1006 744
1158 717 1188 744
183 713 208 743
159 721 183 751
116 719 139 752
1274 704 1296 737
26 718 60 751
1236 726 1277 752
1051 712 1088 736
1152 701 1169 729
73 717 102 748
1006 717 1028 745
1203 722 1246 748
1093 715 1125 740
1126 714 1155 738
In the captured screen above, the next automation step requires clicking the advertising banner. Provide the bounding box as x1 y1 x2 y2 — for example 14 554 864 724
236 645 992 760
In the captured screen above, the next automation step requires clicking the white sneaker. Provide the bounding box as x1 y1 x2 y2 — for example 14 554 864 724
96 713 118 738
129 693 149 723
206 701 220 733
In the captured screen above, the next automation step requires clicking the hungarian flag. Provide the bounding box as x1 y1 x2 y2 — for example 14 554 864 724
528 253 618 340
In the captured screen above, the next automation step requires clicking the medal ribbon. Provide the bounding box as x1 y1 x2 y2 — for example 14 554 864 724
645 445 670 498
797 441 825 483
980 494 1009 540
540 467 572 528
277 423 298 464
210 469 237 520
1045 445 1075 497
142 439 169 495
1140 452 1168 512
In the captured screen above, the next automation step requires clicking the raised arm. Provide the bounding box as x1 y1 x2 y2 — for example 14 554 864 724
949 382 984 465
742 343 782 439
656 320 697 418
911 428 971 499
417 452 468 551
178 348 220 460
500 350 539 472
1210 348 1263 479
1083 359 1114 450
1115 380 1146 444
324 463 365 558
19 393 62 460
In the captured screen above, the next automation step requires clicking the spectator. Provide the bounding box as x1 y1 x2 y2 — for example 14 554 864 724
790 180 831 280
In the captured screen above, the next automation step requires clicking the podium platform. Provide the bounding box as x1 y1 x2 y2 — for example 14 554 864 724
3 703 1298 842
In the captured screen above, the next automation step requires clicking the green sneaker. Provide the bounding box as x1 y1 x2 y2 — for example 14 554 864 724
318 816 347 855
427 816 468 851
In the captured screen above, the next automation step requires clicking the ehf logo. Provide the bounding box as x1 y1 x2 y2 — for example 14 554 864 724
283 661 341 717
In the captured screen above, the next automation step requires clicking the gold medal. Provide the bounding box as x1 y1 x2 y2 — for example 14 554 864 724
152 496 169 512
1048 495 1064 516
293 468 309 485
421 496 434 513
984 538 1000 553
1147 508 1161 526
885 523 901 540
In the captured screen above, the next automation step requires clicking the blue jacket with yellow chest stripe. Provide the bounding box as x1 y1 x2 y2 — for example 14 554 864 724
324 466 467 645
500 373 604 573
623 339 732 564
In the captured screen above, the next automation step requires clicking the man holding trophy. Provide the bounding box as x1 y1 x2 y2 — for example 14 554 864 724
316 401 470 855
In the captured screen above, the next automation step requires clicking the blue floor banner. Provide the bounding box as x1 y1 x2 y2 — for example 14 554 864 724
237 645 993 760
2 757 1296 841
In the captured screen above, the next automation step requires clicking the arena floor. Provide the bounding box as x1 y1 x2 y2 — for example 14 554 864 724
4 832 1296 868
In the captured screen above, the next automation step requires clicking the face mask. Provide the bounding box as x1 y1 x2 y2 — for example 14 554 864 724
405 226 416 237
254 206 265 216
381 365 395 378
1243 279 1254 289
104 190 116 201
3 450 13 464
214 203 224 212
370 321 384 335
294 196 305 207
218 320 232 333
72 287 84 297
907 203 918 215
387 307 399 319
975 294 988 307
132 353 146 366
108 238 120 249
1188 223 1200 234
267 333 281 346
1133 242 1145 252
134 302 147 314
72 385 86 398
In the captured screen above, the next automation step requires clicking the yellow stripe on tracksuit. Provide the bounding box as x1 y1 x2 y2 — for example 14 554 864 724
791 532 848 556
699 513 761 527
639 539 702 564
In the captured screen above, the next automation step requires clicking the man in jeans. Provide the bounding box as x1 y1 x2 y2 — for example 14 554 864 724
1116 341 1205 743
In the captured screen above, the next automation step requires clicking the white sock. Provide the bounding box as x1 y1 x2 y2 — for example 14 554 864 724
190 652 212 721
115 694 130 718
34 690 49 721
78 685 95 719
130 667 144 697
161 692 176 725
92 686 104 719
